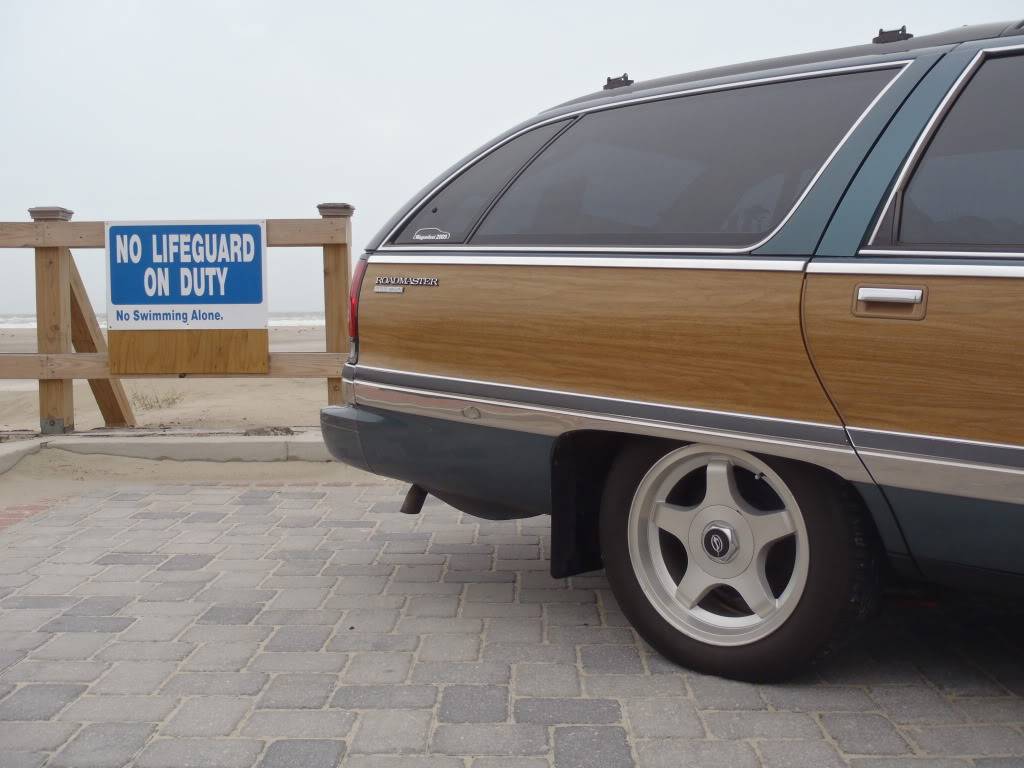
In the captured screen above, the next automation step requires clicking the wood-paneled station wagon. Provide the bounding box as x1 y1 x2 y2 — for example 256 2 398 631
323 21 1024 680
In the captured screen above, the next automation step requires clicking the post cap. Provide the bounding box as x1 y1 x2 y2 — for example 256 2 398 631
317 203 355 218
28 206 74 222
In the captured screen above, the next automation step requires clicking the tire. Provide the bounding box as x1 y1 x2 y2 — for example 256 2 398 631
599 440 879 682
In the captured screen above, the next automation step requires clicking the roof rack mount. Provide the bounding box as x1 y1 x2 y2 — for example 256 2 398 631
873 25 913 44
603 73 634 91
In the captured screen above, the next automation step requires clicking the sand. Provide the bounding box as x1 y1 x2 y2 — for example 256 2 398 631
0 326 333 431
0 448 392 507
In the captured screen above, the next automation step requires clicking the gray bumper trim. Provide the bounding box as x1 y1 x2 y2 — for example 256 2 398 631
320 406 372 473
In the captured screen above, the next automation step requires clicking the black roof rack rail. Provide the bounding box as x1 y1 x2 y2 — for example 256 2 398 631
873 25 913 44
551 21 1014 113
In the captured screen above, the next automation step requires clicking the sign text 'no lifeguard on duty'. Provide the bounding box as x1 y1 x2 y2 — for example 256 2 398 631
105 221 268 330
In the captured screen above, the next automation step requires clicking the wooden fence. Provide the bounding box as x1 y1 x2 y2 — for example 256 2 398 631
0 204 352 434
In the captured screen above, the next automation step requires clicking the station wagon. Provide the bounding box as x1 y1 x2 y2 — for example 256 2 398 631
323 20 1024 680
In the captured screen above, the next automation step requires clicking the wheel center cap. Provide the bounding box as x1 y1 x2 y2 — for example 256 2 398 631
702 522 738 563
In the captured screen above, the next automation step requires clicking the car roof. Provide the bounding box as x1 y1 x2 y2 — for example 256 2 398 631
367 19 1023 252
551 20 1023 112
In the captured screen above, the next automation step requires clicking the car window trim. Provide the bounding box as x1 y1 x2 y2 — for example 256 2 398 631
370 253 807 271
379 60 911 255
809 257 1024 278
866 42 1024 253
393 118 574 246
460 119 576 244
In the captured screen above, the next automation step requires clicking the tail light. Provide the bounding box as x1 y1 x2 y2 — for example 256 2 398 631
348 257 368 362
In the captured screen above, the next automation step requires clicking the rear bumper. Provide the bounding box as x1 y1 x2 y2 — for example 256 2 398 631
320 405 373 473
320 394 554 520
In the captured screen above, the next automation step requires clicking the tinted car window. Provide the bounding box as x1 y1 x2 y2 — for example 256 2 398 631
900 55 1024 247
394 121 568 244
472 69 894 247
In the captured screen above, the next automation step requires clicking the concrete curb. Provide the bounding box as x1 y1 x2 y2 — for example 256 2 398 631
0 438 44 475
0 430 331 476
284 432 333 462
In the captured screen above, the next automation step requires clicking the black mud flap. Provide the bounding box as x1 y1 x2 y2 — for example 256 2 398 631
549 433 619 578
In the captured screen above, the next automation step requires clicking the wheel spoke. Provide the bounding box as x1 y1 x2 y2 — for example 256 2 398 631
675 565 717 609
730 567 777 619
703 459 745 509
652 501 697 544
747 508 796 550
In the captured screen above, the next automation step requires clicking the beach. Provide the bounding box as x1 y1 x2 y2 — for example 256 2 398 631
0 323 333 432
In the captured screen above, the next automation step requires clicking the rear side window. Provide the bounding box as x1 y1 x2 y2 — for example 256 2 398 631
472 69 895 247
393 121 567 245
899 55 1024 248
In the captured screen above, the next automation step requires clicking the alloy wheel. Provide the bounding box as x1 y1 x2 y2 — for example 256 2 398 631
627 445 809 646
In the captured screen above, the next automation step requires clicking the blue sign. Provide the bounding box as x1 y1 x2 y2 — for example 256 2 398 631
106 221 267 330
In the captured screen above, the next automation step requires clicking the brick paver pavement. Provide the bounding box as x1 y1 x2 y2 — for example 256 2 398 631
0 481 1022 767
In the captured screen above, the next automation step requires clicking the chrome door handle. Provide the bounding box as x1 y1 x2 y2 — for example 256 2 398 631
856 287 923 304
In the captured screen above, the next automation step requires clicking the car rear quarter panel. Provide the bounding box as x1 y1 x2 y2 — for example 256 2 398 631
357 261 841 426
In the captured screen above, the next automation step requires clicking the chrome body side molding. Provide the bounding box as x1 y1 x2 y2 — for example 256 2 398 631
850 427 1024 470
855 451 1023 507
351 366 846 446
849 427 1024 507
347 367 1023 507
347 367 870 486
354 381 872 485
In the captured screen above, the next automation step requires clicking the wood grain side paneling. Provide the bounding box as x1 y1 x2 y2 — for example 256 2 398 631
804 274 1024 445
358 263 840 425
108 329 269 375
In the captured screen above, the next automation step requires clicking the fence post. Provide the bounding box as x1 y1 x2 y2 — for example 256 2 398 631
318 203 354 406
29 206 76 433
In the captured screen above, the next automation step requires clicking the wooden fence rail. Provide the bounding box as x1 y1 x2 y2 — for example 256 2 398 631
0 204 353 434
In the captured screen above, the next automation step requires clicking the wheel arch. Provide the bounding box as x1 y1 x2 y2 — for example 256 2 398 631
549 430 901 579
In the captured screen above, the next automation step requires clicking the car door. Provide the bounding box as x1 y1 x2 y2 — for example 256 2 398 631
804 42 1024 582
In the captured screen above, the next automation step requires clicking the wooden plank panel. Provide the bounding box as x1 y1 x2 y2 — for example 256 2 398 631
0 354 53 378
35 246 74 431
358 263 840 425
266 352 344 378
804 274 1024 445
0 352 342 379
68 258 136 427
267 219 349 246
0 222 105 249
0 219 348 249
108 329 269 375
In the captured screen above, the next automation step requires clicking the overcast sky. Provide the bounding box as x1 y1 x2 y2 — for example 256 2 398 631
1 0 1018 313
